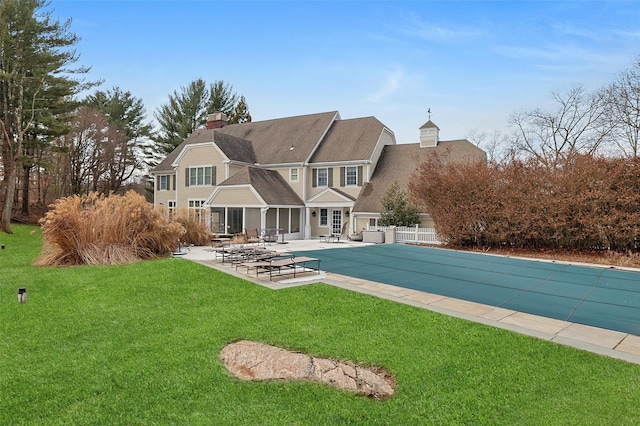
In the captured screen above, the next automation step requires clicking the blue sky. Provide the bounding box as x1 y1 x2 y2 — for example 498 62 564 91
50 1 640 144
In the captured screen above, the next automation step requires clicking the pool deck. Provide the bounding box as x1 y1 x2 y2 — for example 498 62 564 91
181 241 640 365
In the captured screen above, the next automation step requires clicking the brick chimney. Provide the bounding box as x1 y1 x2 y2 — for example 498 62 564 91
206 110 228 129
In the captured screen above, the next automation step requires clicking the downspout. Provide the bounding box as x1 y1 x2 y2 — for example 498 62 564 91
174 166 179 211
260 207 268 237
303 162 311 239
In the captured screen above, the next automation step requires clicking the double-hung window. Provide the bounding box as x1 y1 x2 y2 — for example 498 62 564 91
316 168 328 187
187 166 214 186
319 208 328 226
158 175 169 190
346 166 357 186
290 168 299 182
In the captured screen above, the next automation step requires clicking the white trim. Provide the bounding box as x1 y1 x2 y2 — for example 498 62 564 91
171 142 223 167
310 160 370 167
204 184 267 207
307 187 355 204
304 111 341 163
289 167 299 182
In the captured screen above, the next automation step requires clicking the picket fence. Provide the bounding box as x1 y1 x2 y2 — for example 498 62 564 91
366 225 441 244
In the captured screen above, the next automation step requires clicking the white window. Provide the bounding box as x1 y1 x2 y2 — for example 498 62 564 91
188 167 213 186
168 200 176 218
290 168 299 182
316 168 328 187
188 199 207 225
159 175 169 190
319 208 328 226
346 166 357 186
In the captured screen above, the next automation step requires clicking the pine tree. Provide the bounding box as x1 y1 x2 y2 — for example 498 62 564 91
229 95 252 124
0 0 92 232
378 182 421 227
152 79 251 156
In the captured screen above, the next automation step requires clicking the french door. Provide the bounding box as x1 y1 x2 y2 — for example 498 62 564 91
331 209 342 235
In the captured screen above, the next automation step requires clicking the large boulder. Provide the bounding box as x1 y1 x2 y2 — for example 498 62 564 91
220 340 395 399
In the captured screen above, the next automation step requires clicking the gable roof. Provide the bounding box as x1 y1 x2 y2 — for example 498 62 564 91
152 111 339 173
309 116 387 163
217 111 339 164
420 120 439 130
218 166 303 206
152 129 215 173
353 140 486 214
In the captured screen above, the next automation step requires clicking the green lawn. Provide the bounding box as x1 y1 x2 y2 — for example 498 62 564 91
1 225 639 425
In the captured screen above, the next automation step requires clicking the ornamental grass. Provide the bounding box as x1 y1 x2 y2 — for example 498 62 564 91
173 209 213 246
35 191 185 266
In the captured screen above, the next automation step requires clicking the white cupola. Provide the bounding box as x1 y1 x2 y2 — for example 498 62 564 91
419 119 439 148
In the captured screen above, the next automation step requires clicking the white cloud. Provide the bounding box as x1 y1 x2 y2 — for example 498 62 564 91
402 14 484 42
367 68 405 103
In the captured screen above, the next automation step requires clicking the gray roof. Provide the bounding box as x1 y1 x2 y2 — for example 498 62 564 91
218 166 304 206
152 128 214 173
216 111 339 164
310 117 386 163
353 140 486 214
419 120 439 130
213 131 256 164
152 111 339 173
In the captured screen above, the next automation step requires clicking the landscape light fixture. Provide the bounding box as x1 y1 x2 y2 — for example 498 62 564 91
17 288 27 303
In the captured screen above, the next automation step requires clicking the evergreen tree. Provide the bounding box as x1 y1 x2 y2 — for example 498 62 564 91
229 95 252 124
152 79 251 156
207 80 238 119
0 0 92 232
378 182 421 227
86 87 152 141
153 78 208 155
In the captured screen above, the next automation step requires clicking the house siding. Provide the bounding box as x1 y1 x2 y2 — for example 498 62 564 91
175 145 225 207
211 187 261 205
307 165 365 199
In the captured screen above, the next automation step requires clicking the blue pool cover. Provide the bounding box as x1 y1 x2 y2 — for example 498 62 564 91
292 244 640 336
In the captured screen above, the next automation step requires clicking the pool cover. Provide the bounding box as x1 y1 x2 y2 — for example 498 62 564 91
292 244 640 336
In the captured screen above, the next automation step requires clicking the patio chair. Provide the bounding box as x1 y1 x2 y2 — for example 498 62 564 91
244 228 262 246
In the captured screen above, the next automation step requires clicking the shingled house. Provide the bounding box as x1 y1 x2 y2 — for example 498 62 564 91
351 120 486 231
151 111 485 240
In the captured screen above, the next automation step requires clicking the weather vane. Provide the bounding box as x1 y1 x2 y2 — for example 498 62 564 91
428 108 431 120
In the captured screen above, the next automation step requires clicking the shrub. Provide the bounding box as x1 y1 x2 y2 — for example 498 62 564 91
410 153 640 252
35 191 185 266
173 209 212 246
378 182 421 227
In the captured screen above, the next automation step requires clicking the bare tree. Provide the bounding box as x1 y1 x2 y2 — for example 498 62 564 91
603 58 640 158
510 86 613 170
466 128 513 166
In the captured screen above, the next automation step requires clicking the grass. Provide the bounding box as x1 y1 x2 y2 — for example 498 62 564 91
1 225 639 425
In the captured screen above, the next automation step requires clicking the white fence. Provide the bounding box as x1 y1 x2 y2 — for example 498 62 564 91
367 225 441 244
